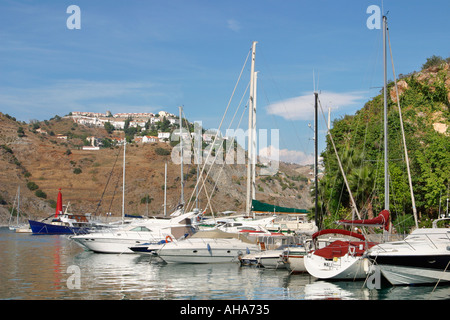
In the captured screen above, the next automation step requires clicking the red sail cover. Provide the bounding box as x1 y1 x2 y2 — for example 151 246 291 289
337 210 389 231
312 228 366 241
55 189 63 218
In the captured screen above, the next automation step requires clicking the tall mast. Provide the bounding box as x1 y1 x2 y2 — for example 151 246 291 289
179 106 184 207
383 15 389 212
122 138 126 224
314 92 319 228
251 71 258 203
246 41 257 216
164 161 167 217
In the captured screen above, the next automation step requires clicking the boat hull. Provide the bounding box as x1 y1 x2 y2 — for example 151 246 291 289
304 253 369 280
284 252 307 273
29 219 89 235
239 251 286 269
158 239 259 264
72 234 166 254
367 228 450 285
369 254 450 285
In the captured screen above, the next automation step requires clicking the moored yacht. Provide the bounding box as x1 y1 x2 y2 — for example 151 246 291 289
156 229 259 264
28 189 104 235
239 234 306 269
367 222 450 286
303 210 388 280
71 210 199 253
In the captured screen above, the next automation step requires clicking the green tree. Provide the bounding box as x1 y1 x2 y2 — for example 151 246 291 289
104 121 114 134
17 127 25 137
27 181 39 191
35 189 47 199
414 132 450 215
422 55 445 70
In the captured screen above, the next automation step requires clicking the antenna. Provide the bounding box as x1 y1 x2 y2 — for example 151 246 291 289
313 69 319 93
313 69 315 93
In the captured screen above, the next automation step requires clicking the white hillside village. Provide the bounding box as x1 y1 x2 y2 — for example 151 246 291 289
68 110 217 149
71 110 178 131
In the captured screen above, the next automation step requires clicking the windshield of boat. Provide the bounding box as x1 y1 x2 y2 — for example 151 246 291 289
129 226 152 232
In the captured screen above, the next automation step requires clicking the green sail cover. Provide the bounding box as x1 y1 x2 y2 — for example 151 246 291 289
251 199 309 214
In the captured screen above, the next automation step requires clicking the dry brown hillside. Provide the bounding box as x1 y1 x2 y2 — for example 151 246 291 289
0 114 312 224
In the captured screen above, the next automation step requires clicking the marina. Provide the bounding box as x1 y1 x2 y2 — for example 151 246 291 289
0 2 449 308
1 227 449 301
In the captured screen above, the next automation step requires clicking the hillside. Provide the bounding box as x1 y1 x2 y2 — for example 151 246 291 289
319 61 450 231
0 115 313 224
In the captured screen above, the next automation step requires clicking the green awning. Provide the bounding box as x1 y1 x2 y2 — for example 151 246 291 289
251 199 309 214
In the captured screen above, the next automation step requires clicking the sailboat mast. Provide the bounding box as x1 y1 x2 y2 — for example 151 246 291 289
164 161 167 217
383 15 389 212
246 41 257 216
314 92 319 228
17 186 20 225
179 106 184 207
122 138 126 224
251 71 258 203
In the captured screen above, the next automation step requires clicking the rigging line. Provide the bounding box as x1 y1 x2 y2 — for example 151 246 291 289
258 46 310 155
178 110 214 215
107 165 122 216
185 81 250 214
386 23 418 228
185 47 251 213
199 102 248 212
94 144 122 216
318 96 361 220
258 76 304 157
180 109 222 217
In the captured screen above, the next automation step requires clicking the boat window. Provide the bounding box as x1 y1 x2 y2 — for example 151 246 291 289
130 226 152 232
238 227 256 231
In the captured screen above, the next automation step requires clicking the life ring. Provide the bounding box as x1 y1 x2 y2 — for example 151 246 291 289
165 235 173 243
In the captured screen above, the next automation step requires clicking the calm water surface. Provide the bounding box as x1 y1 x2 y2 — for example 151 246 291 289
1 227 449 300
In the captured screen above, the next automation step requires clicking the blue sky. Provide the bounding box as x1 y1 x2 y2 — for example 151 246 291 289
1 0 449 164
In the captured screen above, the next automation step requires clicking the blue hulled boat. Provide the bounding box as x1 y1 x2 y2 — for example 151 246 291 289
29 189 97 235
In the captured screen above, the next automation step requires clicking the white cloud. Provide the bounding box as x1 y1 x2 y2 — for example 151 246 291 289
260 145 313 165
266 91 366 121
227 19 241 32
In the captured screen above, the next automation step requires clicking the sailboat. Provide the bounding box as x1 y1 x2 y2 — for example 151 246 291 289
303 211 388 280
8 186 31 233
303 42 392 279
366 16 450 286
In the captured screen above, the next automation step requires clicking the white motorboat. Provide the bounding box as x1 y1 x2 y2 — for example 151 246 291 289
156 229 259 264
367 223 450 286
239 249 286 269
71 211 199 254
240 234 306 269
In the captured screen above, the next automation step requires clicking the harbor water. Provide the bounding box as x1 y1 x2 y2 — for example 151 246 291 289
1 227 449 301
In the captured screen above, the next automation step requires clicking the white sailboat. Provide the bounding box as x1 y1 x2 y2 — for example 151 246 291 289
366 15 450 286
303 17 396 279
8 186 31 233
